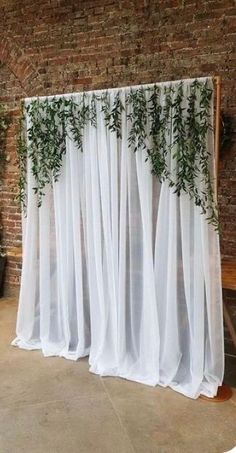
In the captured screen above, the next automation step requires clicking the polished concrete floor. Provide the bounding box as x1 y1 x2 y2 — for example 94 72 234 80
0 297 235 453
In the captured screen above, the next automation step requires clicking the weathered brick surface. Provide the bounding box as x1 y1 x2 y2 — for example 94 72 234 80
0 1 235 312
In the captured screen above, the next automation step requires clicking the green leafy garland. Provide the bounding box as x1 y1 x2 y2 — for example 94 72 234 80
17 105 28 208
0 103 11 256
17 79 218 229
0 103 10 166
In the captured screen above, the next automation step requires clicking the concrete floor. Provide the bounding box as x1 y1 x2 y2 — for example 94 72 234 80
0 298 235 453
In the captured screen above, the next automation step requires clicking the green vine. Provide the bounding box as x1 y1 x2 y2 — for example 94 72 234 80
68 95 90 151
127 87 148 152
147 85 170 180
198 81 218 228
0 103 10 169
16 103 28 210
102 91 124 138
0 103 11 255
17 79 218 229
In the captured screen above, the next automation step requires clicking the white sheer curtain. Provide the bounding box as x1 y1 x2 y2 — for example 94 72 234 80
12 78 224 399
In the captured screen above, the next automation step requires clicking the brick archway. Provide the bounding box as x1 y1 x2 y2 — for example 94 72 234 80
0 35 44 97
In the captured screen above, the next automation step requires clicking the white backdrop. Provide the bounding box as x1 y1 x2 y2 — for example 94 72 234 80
12 78 224 399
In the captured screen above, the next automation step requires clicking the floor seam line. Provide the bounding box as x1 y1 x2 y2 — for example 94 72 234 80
100 378 136 453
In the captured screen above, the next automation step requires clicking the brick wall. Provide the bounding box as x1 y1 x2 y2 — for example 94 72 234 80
0 0 236 345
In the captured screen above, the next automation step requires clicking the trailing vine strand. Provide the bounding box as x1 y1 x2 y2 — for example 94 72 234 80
16 103 28 211
0 103 11 166
17 79 218 229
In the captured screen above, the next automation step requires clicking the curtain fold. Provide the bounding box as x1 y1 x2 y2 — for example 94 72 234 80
12 78 224 399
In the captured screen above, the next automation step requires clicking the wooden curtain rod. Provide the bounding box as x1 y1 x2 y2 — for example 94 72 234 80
23 75 222 196
213 76 221 198
23 77 213 102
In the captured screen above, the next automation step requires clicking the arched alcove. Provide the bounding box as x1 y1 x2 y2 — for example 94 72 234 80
0 35 44 97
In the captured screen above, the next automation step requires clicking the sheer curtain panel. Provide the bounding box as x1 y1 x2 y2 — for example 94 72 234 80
12 77 224 399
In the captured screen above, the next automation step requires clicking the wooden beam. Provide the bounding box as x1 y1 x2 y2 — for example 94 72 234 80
213 76 221 197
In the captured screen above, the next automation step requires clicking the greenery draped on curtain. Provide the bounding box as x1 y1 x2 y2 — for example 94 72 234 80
17 78 218 229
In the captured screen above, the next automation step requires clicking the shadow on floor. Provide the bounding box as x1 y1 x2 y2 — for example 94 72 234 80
224 354 236 388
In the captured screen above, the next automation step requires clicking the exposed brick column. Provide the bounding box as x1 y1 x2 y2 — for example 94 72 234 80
0 35 44 295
